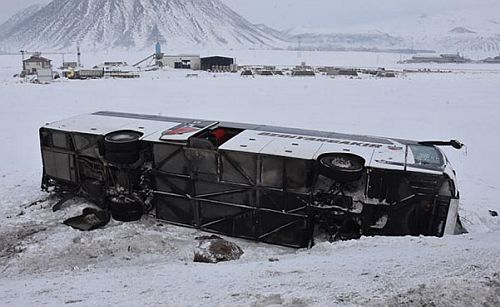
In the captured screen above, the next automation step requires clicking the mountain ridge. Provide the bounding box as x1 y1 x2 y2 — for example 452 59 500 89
0 0 284 51
1 1 500 54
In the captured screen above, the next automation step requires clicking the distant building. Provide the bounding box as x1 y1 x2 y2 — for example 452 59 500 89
103 61 128 67
327 68 358 77
159 55 201 70
404 53 471 64
62 62 78 69
23 55 52 75
93 62 140 78
292 70 315 77
200 56 234 71
481 54 500 63
296 62 313 70
292 62 315 77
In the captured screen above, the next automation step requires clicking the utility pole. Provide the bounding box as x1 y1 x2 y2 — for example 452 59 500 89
297 37 302 59
20 50 26 73
77 45 81 67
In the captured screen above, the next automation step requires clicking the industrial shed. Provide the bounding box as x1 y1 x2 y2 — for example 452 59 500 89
201 56 234 71
159 55 201 70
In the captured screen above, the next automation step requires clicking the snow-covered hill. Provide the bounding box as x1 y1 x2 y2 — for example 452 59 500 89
275 3 500 54
0 4 43 41
288 31 409 53
335 5 500 54
1 1 499 54
0 0 283 51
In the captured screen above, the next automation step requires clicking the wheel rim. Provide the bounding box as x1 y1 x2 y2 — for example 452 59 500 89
330 157 354 169
111 133 136 141
318 153 365 182
105 130 143 143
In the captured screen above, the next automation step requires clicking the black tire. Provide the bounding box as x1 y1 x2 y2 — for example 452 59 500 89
387 201 431 236
104 130 143 153
318 153 365 182
111 209 143 222
109 198 143 222
104 130 143 164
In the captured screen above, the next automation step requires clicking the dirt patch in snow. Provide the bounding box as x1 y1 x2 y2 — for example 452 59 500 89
366 272 500 307
248 294 310 307
0 224 47 266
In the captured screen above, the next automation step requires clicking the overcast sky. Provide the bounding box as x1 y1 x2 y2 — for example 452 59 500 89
0 0 495 29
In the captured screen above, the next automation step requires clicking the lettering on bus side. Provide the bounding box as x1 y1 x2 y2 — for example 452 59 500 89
257 132 383 148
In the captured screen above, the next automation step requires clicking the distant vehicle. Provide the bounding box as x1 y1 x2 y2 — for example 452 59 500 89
64 68 104 79
40 112 464 247
240 70 254 76
376 71 396 78
257 70 274 76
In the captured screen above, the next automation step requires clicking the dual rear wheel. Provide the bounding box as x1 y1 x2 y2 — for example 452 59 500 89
104 130 145 222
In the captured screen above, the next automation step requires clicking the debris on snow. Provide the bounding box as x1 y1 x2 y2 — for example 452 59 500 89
63 208 110 231
193 235 244 263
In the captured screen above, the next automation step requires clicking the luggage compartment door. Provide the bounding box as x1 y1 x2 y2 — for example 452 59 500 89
42 150 77 183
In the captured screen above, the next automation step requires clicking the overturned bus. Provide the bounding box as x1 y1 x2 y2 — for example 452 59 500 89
39 111 464 248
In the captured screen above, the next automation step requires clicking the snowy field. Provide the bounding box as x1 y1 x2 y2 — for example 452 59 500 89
0 51 499 306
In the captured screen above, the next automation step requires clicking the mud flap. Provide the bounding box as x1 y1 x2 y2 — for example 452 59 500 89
444 198 460 235
430 195 453 236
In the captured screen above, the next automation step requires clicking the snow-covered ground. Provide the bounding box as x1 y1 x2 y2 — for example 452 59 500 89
0 51 499 306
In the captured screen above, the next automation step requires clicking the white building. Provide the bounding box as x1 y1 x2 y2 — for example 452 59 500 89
158 55 201 70
23 55 52 75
